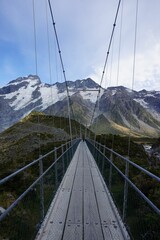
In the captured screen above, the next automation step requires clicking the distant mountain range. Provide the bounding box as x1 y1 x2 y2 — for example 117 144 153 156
0 75 160 137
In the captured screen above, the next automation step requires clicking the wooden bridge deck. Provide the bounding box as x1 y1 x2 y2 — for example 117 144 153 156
36 141 130 240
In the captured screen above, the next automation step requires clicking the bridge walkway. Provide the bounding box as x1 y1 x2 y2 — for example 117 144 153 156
36 141 130 240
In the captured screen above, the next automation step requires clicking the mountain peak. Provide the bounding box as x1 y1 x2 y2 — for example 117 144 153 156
74 78 100 89
8 75 41 86
0 75 41 96
0 75 160 137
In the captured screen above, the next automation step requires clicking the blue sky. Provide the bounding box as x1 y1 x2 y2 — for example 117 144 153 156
0 0 160 91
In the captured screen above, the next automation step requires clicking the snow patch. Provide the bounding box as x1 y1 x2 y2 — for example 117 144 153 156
111 90 116 96
4 80 38 110
134 98 149 108
145 93 156 97
40 85 59 110
8 76 40 86
40 85 75 110
80 88 104 103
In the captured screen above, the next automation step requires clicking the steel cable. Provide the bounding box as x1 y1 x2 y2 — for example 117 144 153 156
89 0 122 129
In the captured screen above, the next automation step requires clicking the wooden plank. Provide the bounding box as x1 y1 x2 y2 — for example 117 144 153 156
35 143 81 240
36 141 130 240
62 223 82 240
67 177 83 223
62 142 84 239
83 143 104 240
85 143 130 240
67 142 84 224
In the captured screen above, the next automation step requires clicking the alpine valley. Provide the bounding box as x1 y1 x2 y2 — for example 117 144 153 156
0 75 160 137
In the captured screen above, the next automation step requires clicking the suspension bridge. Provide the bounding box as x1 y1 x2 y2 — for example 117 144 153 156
0 135 160 239
0 0 160 239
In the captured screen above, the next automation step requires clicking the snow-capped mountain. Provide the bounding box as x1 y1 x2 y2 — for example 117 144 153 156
96 86 160 137
0 75 102 132
0 75 160 137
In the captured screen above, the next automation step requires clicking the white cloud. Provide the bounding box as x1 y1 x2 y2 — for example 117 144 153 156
88 41 160 91
118 43 160 90
0 0 160 91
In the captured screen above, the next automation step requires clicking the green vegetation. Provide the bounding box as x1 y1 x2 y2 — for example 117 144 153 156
0 112 159 239
91 112 160 138
90 134 160 239
0 112 90 177
95 134 148 165
95 134 160 204
0 112 87 239
0 112 89 199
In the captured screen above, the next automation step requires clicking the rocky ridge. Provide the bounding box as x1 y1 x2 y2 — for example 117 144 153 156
0 75 160 137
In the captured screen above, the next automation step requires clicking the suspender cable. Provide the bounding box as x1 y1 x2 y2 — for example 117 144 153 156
127 0 139 157
122 0 139 221
45 0 54 116
47 0 73 142
112 0 124 149
109 34 114 87
89 0 122 129
32 0 38 75
45 0 52 85
116 0 123 86
32 0 41 156
101 0 122 86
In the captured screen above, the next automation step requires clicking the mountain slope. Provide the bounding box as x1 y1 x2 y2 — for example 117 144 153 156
0 112 90 178
44 93 95 126
0 75 160 137
98 87 160 137
0 75 101 132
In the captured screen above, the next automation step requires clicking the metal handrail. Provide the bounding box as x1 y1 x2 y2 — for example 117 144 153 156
87 139 160 216
0 139 76 185
94 140 160 183
0 139 79 221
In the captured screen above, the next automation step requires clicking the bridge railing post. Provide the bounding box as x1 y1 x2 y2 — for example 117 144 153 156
98 143 101 166
109 151 113 190
70 139 73 157
65 142 68 166
88 131 91 139
102 145 105 175
123 159 129 221
94 134 96 147
61 144 65 175
54 147 58 190
68 141 71 163
95 142 99 162
93 139 96 156
67 142 70 166
39 156 44 222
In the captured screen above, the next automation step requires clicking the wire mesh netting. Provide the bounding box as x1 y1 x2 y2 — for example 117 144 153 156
87 140 160 240
0 140 79 240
